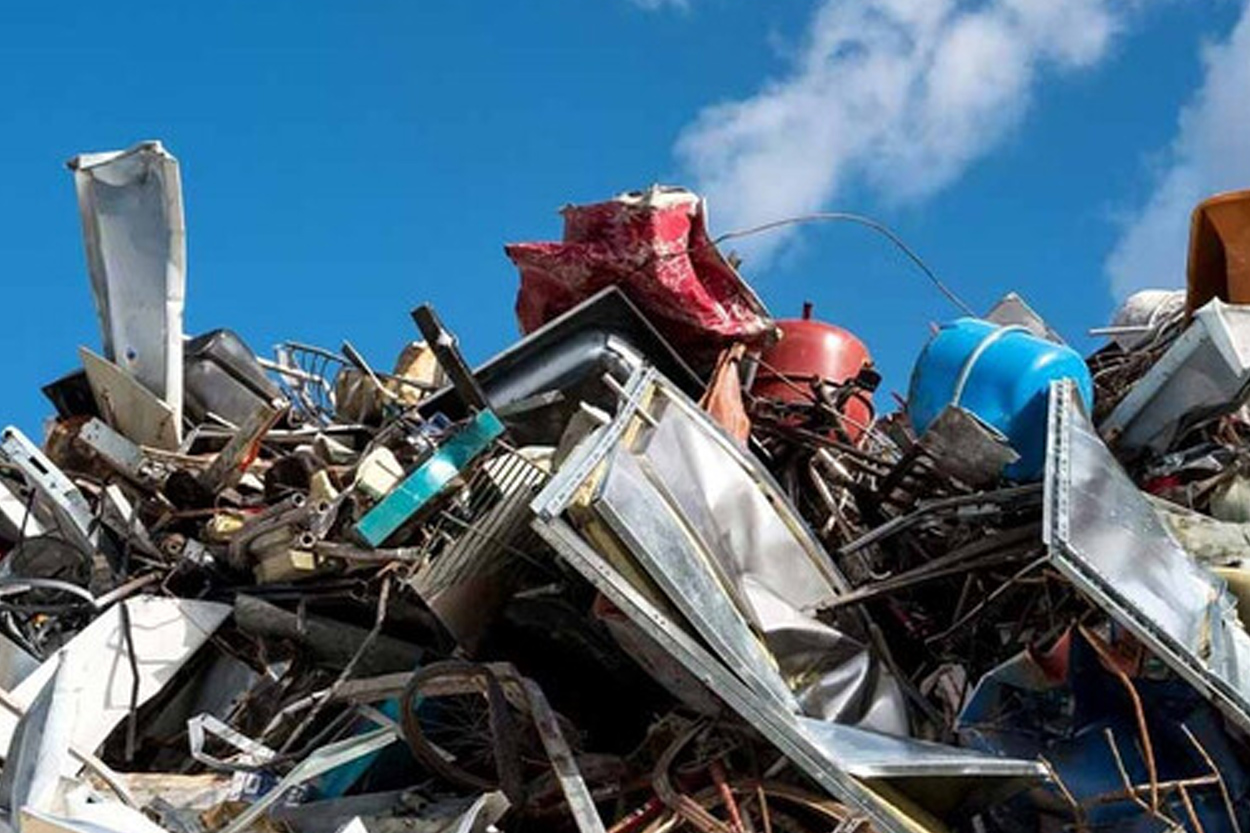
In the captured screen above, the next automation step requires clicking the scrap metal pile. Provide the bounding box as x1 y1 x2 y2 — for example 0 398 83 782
3 141 1250 833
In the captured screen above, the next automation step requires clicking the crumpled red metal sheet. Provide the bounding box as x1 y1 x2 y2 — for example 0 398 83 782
505 186 773 358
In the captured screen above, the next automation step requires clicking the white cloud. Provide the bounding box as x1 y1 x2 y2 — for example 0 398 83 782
675 0 1129 261
1105 3 1250 298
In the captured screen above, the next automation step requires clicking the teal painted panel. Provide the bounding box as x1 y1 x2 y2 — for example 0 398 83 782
354 410 504 546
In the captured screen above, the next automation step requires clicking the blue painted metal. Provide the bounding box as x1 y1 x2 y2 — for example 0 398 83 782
313 698 403 799
907 318 1093 480
354 410 505 546
958 630 1250 831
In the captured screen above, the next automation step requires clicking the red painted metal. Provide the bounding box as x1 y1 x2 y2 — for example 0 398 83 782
751 305 875 440
506 187 773 363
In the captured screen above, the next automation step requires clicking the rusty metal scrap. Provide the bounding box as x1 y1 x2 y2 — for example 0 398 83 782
0 143 1248 833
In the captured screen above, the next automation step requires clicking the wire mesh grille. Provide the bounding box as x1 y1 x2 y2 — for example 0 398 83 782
265 342 346 425
409 445 552 600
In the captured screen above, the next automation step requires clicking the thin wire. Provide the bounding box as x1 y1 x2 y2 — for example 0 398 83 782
119 600 140 762
713 212 977 317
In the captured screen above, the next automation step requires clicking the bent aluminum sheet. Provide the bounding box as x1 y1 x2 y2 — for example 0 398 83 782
593 372 907 731
1045 379 1250 730
555 368 898 715
630 386 848 607
595 445 798 711
69 141 186 429
533 365 1044 833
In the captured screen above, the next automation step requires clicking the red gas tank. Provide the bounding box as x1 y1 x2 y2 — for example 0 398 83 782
751 303 876 441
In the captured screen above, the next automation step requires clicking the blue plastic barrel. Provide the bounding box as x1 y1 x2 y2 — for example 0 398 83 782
907 319 1093 481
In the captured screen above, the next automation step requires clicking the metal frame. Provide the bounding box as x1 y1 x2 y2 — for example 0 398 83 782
534 365 654 519
1045 379 1250 732
531 518 1041 833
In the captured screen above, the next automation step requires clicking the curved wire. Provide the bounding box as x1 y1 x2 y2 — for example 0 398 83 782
0 575 98 607
713 212 977 317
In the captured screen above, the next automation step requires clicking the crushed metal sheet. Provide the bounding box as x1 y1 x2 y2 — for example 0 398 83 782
0 597 230 774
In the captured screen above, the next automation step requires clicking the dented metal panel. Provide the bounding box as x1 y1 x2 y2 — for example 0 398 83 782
69 141 186 426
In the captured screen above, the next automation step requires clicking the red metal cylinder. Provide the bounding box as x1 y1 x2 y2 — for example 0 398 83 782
751 307 875 441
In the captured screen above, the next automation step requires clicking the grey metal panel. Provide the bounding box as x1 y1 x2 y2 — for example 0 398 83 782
1045 379 1250 730
78 419 146 480
0 427 96 555
80 346 182 451
0 632 38 693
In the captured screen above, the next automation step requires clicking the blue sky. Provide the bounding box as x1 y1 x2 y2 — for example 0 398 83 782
2 1 1247 434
